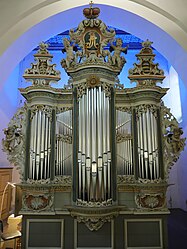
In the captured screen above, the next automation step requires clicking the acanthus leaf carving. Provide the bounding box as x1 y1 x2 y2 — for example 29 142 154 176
128 39 165 86
22 193 54 212
161 104 186 177
135 193 166 210
23 42 61 86
76 215 113 231
2 104 27 179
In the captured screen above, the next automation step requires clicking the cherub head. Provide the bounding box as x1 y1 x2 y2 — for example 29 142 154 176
116 38 123 47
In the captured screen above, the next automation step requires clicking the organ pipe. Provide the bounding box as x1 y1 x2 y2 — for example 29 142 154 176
136 107 160 180
77 86 112 202
55 110 73 177
29 109 52 180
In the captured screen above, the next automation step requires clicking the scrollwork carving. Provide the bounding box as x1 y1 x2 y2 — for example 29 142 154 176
2 104 27 179
52 175 72 185
57 134 72 144
76 198 112 207
76 215 114 231
117 175 135 184
23 42 61 86
135 193 165 209
128 39 165 86
77 82 87 99
161 105 186 176
116 133 132 143
136 104 157 117
30 105 53 120
22 193 54 212
61 6 127 73
102 82 112 98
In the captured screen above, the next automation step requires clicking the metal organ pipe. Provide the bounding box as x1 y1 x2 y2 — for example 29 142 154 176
29 109 52 180
116 110 133 176
77 86 112 202
136 107 160 180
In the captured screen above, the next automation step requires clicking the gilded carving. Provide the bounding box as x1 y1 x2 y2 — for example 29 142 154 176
22 193 54 212
136 104 157 117
128 39 165 86
86 75 100 88
109 38 128 68
23 42 61 86
135 193 165 209
61 5 127 73
116 133 132 143
30 105 53 120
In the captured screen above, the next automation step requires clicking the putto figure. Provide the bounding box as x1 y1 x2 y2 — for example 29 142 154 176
110 38 128 68
61 38 77 68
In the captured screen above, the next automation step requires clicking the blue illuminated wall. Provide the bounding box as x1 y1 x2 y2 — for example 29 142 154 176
17 30 183 124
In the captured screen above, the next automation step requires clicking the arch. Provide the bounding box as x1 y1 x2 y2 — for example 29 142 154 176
0 3 187 90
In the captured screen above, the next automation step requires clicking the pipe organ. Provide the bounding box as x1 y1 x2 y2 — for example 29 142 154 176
2 4 186 249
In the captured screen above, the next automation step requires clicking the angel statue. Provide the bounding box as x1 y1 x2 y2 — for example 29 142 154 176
61 38 78 68
109 38 128 68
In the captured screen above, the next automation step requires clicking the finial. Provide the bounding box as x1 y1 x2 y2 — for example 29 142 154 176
142 39 153 48
83 2 100 19
89 1 93 8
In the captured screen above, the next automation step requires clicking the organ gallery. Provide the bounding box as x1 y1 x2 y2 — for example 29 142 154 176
2 3 185 249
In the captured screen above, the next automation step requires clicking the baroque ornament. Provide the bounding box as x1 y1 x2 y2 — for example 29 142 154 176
117 175 135 184
161 105 186 176
76 198 113 207
22 193 54 212
23 42 61 86
2 104 27 179
61 6 127 72
128 39 165 86
135 193 165 209
136 104 157 116
76 215 114 231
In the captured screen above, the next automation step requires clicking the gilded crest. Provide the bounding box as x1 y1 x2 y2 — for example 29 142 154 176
86 75 100 88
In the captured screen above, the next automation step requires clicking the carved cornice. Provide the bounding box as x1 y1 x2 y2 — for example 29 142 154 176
115 86 168 106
